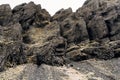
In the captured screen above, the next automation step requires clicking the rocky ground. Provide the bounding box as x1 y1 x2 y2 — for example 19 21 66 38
0 58 120 80
0 0 120 80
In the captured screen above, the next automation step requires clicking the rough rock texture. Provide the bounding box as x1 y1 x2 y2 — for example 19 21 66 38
0 63 94 80
52 8 72 22
0 58 120 80
76 0 120 41
12 2 51 30
0 4 12 26
0 23 26 71
0 0 120 80
60 16 89 43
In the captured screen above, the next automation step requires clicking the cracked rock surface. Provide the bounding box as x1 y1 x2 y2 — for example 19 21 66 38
0 0 120 80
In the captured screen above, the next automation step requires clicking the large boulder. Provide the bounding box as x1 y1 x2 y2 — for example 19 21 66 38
0 23 26 71
12 2 51 30
60 15 89 43
87 15 109 40
76 0 120 41
101 4 120 41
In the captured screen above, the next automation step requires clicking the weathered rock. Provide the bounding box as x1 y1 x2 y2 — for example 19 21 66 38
12 2 36 30
102 5 120 40
87 15 109 40
23 21 67 66
12 2 51 30
28 37 66 66
66 49 88 61
0 4 12 26
60 16 89 43
82 46 115 60
0 23 26 71
0 1 120 79
65 43 88 61
24 21 60 44
52 8 72 21
81 40 120 60
0 23 22 41
76 0 120 41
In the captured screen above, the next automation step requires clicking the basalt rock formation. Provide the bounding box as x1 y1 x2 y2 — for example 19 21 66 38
0 0 120 80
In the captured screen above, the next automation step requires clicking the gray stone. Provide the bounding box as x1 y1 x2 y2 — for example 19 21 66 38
0 4 12 26
60 16 89 43
52 8 72 21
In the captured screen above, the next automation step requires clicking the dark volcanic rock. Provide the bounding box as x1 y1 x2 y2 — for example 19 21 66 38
0 4 12 26
82 46 115 60
76 0 120 42
0 1 120 79
28 37 66 66
52 8 72 22
0 23 22 41
12 2 51 30
66 45 88 61
87 15 109 40
23 21 67 66
81 40 120 60
0 23 26 71
60 15 89 43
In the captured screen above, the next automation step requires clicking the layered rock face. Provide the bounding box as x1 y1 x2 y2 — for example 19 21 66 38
0 0 120 80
